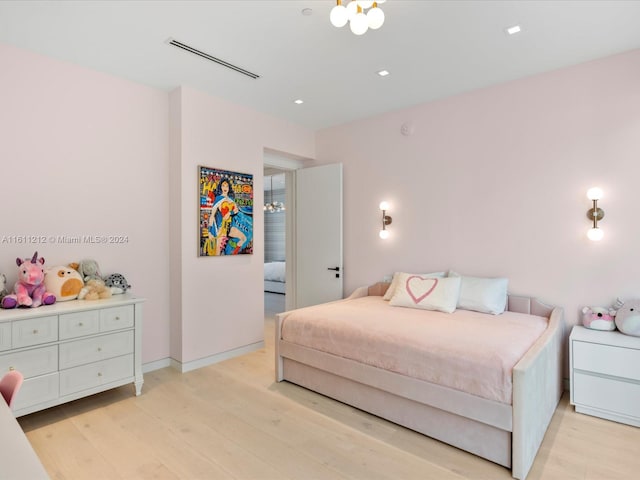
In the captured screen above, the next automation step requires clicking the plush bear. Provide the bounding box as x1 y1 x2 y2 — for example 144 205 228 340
581 306 616 331
77 278 112 301
1 251 56 308
44 266 84 302
612 298 640 337
103 273 131 295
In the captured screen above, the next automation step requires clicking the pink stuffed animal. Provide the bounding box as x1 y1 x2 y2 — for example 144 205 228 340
581 306 616 331
1 251 56 308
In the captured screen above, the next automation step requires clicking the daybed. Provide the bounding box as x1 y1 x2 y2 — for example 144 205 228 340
275 281 564 480
264 261 286 294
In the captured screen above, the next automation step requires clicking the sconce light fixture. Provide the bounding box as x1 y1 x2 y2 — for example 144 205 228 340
379 201 392 239
586 187 604 241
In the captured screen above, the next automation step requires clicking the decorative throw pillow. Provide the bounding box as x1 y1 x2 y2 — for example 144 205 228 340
448 271 508 315
389 274 461 313
383 271 445 301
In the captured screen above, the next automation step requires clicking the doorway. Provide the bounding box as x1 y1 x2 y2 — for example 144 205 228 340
263 168 287 318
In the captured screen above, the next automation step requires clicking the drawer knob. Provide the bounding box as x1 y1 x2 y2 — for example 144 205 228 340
115 316 120 321
9 366 14 371
97 372 102 377
33 329 39 334
79 322 84 327
97 347 102 352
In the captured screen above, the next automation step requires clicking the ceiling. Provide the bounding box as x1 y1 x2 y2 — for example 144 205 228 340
1 1 640 130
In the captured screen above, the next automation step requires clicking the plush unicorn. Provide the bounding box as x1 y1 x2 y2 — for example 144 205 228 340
1 251 56 309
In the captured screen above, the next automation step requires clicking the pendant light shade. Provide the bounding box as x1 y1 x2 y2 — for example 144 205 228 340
330 0 387 35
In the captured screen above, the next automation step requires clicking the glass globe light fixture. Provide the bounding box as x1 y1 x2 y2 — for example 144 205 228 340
346 0 359 20
350 10 369 35
587 187 603 201
357 0 374 8
587 227 604 241
367 4 385 29
330 1 349 27
379 229 390 240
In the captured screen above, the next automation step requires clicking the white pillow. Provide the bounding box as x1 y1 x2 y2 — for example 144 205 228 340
448 271 508 315
389 274 461 313
383 271 445 301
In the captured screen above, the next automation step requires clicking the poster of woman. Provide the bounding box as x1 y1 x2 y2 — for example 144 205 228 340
199 166 253 256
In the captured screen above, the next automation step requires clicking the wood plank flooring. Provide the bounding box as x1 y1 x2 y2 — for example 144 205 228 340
18 299 640 479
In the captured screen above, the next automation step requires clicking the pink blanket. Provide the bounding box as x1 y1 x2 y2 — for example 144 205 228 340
280 296 549 404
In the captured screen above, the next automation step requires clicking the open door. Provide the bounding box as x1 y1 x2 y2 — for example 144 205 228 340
293 163 343 308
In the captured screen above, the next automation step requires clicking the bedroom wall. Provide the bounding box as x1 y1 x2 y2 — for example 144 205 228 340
169 86 314 368
315 48 640 332
0 43 171 364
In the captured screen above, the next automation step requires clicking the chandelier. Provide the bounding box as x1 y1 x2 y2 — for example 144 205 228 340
264 175 285 213
330 0 386 36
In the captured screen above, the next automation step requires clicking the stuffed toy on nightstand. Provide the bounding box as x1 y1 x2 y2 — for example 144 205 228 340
581 306 617 331
613 298 640 337
44 265 84 302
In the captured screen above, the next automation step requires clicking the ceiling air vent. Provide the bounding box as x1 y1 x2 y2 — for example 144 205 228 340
167 38 260 80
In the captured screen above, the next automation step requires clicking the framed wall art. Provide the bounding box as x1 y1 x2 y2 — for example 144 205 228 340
199 165 254 256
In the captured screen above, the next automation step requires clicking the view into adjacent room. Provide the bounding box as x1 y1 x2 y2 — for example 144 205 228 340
263 170 286 318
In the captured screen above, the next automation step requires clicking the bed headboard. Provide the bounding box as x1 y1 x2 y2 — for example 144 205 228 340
366 282 554 318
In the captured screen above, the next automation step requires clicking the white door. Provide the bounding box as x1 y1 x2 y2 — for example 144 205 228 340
294 163 343 308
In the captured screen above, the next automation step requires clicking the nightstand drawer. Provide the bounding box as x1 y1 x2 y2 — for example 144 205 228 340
59 354 133 396
573 341 640 381
0 323 10 351
59 311 100 340
59 331 134 369
14 372 59 410
100 306 133 332
12 316 58 348
573 372 640 419
0 345 58 378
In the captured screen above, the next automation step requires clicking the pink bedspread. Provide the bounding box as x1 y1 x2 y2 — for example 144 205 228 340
280 296 549 404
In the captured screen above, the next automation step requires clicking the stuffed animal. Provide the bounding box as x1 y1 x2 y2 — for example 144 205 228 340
44 266 84 302
103 273 131 295
0 274 8 304
581 306 616 331
78 279 112 301
1 251 56 308
612 298 640 337
77 259 103 283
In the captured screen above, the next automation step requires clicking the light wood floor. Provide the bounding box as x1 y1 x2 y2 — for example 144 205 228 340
18 299 640 479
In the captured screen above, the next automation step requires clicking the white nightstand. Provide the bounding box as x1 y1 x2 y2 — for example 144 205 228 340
570 325 640 427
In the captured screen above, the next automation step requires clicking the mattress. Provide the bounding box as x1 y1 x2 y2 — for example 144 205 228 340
280 296 548 404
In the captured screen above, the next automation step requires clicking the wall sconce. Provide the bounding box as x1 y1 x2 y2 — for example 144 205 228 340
379 201 392 239
586 187 604 241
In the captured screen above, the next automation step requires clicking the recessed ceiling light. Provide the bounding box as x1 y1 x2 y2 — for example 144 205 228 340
506 25 522 35
294 99 304 105
377 70 390 77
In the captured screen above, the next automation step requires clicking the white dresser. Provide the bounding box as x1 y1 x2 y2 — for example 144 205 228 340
0 294 144 417
570 325 640 427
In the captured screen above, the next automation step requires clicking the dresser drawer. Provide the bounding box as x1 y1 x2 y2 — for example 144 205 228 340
100 306 133 332
59 310 100 340
0 345 58 378
0 323 10 351
59 331 134 369
60 354 133 396
13 372 59 411
573 372 640 419
12 316 58 348
573 341 640 381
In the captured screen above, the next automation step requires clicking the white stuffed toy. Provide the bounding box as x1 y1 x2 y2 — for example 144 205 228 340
581 306 616 331
44 266 84 302
612 298 640 337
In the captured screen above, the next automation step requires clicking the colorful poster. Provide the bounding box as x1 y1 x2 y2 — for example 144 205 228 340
199 166 253 256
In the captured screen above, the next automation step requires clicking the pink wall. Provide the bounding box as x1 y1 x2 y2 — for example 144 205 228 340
0 44 171 363
169 86 314 365
316 49 640 330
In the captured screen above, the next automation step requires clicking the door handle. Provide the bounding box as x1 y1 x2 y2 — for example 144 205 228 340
328 266 340 278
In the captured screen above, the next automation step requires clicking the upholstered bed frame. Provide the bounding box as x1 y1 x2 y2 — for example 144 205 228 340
275 283 564 480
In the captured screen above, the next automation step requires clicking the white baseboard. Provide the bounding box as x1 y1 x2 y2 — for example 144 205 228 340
169 341 265 373
142 357 172 373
